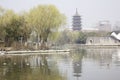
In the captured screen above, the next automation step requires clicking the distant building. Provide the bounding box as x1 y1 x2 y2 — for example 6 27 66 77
97 21 111 32
113 21 120 31
72 9 82 31
82 27 99 32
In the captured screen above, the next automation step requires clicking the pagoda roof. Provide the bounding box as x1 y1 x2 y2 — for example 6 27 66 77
73 8 80 16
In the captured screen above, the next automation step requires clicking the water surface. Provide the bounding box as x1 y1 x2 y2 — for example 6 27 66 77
0 48 120 80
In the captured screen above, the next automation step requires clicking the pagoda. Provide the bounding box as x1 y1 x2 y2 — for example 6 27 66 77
72 9 82 31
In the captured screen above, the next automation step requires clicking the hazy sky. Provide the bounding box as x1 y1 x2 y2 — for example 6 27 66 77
0 0 120 29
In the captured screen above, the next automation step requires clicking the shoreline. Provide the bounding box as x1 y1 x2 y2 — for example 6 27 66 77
1 44 120 55
0 49 70 55
64 44 120 50
67 44 120 48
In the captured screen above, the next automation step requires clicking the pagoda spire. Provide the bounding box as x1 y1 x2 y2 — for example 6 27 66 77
76 8 78 15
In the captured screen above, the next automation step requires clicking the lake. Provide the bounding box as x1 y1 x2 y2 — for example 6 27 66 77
0 48 120 80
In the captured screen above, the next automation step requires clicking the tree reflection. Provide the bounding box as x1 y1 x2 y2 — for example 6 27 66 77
0 55 65 80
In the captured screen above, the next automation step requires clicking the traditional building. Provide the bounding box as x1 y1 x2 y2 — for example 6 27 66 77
72 9 82 31
86 36 120 45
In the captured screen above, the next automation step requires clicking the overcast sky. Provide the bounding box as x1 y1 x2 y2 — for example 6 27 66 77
0 0 120 29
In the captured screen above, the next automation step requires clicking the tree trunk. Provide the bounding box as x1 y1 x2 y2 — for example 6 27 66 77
40 40 49 50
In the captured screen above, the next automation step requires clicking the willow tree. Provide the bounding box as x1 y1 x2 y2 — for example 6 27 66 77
26 5 66 49
0 6 6 40
0 9 29 47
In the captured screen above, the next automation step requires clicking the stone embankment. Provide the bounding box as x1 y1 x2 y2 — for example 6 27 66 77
0 49 70 55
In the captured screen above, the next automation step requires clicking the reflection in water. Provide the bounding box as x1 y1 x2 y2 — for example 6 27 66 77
0 54 66 80
0 49 120 80
112 49 120 66
85 49 120 68
71 50 86 80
